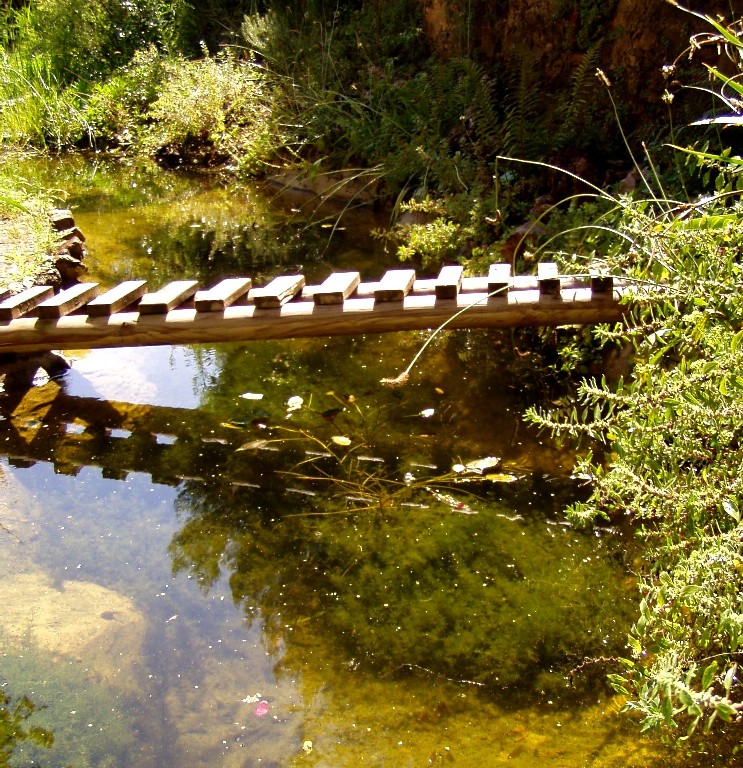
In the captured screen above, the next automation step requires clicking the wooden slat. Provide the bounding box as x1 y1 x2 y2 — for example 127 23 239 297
590 272 614 294
435 265 464 300
37 283 99 319
0 285 54 321
313 272 360 305
537 262 561 297
86 280 148 317
487 263 511 296
139 280 199 314
375 269 416 302
251 275 305 308
195 277 252 312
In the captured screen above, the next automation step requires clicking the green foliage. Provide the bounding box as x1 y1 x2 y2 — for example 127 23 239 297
140 47 281 172
0 688 53 766
83 45 166 147
0 46 89 149
5 0 188 84
0 160 64 284
523 4 743 744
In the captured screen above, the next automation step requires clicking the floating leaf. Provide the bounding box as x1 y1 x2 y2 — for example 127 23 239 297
426 487 476 514
237 439 270 451
452 463 466 473
240 392 264 400
485 472 520 483
286 395 304 411
465 456 501 473
331 435 352 446
303 740 313 754
419 408 435 418
435 387 444 395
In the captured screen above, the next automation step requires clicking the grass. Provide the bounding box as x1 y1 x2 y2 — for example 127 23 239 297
0 155 64 288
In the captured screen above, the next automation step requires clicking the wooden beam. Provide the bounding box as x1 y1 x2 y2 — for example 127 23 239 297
435 265 464 300
139 280 199 314
250 274 305 308
537 262 561 296
312 272 361 305
375 269 416 302
487 264 511 296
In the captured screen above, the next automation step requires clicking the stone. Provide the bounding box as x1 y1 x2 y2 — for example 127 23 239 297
49 208 75 231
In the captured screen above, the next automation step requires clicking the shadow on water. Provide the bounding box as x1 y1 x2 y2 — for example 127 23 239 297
0 156 707 766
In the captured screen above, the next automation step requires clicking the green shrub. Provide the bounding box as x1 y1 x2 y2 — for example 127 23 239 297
84 45 166 147
524 3 743 743
139 47 282 172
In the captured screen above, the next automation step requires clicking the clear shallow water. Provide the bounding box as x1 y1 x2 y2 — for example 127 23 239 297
0 156 684 766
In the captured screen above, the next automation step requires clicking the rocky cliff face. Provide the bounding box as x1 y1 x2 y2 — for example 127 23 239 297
420 0 734 121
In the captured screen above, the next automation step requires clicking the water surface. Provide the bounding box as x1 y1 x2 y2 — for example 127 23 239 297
0 156 683 766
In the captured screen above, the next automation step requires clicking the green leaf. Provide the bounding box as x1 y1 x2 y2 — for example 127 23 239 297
668 213 740 231
702 660 718 691
667 144 743 169
716 701 737 722
702 65 743 97
677 687 695 708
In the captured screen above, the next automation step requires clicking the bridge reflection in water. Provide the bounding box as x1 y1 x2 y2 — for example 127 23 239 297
0 381 305 490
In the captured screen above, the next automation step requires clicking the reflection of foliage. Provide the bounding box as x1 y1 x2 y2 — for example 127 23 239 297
170 388 634 695
0 688 53 767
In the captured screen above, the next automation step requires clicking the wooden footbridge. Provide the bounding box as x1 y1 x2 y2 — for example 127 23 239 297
0 263 626 355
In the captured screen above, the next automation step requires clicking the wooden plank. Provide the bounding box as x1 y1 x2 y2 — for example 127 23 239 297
435 265 464 300
250 275 305 308
487 263 511 296
0 285 54 321
195 277 252 312
590 272 614 294
313 272 360 305
537 262 561 297
139 280 199 314
374 269 416 302
86 280 148 317
37 283 99 319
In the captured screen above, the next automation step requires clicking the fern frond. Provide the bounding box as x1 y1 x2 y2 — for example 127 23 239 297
503 49 545 159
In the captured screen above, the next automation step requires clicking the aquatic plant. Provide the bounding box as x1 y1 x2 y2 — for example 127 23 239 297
0 688 53 766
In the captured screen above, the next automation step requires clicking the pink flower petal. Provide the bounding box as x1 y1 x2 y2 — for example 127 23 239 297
254 700 270 717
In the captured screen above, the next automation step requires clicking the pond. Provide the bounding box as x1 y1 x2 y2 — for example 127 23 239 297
1 155 682 766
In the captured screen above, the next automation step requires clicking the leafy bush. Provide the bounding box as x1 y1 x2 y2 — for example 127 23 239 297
525 4 743 745
140 47 281 172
